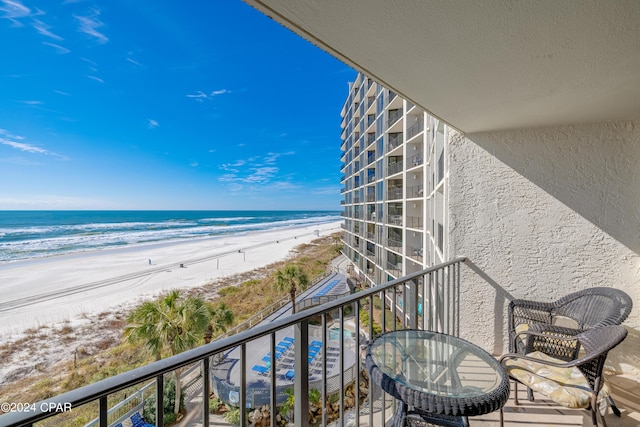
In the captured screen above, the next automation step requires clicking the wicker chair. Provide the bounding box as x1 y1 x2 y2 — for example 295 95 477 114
508 287 632 413
508 287 632 352
499 325 628 427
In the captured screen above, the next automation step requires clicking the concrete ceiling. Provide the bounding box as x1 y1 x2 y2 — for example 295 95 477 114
244 0 640 133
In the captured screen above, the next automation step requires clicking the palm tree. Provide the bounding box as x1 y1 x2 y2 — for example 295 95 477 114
274 264 309 314
125 290 212 415
204 303 234 344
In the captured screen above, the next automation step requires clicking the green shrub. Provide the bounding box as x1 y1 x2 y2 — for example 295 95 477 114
209 397 223 413
224 405 241 425
142 378 184 426
309 388 320 405
360 309 370 326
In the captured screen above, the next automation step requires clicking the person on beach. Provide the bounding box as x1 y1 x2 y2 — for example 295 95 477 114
148 259 151 265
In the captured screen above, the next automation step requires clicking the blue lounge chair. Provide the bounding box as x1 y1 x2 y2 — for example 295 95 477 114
283 337 294 343
285 370 295 380
130 412 154 427
252 365 268 374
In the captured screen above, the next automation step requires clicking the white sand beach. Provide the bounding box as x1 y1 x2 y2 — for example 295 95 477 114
0 221 342 342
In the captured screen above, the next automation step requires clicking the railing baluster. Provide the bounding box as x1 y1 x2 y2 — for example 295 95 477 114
339 307 345 425
448 264 452 335
392 286 397 331
368 294 374 427
156 374 164 427
456 261 461 337
202 357 210 427
99 396 107 427
321 313 328 427
270 333 277 427
294 320 309 427
240 343 247 427
355 298 361 427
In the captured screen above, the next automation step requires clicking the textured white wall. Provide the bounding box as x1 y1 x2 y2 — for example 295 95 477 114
447 120 640 372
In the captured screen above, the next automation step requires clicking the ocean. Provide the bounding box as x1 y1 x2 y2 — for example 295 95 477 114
0 210 341 263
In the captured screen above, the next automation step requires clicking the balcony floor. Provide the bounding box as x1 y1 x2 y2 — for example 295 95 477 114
475 376 640 426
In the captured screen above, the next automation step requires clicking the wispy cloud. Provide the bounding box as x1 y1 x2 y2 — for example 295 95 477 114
53 89 69 96
218 152 295 188
75 9 108 44
42 41 70 54
86 75 104 83
186 91 208 102
147 119 158 129
33 18 63 40
126 57 143 67
0 128 66 159
186 89 231 102
17 100 43 105
0 0 31 22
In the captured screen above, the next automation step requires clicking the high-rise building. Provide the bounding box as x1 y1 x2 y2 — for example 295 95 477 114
340 73 448 287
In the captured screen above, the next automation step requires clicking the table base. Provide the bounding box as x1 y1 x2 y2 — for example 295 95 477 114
395 402 469 427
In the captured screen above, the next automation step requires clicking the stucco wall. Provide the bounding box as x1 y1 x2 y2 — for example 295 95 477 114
446 120 640 373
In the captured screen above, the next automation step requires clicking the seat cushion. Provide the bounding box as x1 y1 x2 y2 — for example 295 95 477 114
503 351 592 408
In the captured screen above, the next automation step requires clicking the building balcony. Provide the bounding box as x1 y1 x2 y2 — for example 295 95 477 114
386 187 403 201
2 258 637 427
387 109 403 127
406 215 424 229
407 151 423 168
387 160 403 176
406 184 424 199
386 133 403 152
406 118 424 140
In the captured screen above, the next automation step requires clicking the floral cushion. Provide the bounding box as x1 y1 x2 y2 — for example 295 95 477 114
503 351 591 408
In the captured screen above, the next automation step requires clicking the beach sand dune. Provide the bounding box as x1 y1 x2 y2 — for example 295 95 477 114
0 222 342 342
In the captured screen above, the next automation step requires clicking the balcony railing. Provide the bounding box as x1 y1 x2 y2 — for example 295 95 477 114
406 119 424 140
386 133 402 152
387 187 403 200
408 151 423 168
2 259 466 427
387 160 403 176
406 184 424 199
387 109 402 127
406 215 424 229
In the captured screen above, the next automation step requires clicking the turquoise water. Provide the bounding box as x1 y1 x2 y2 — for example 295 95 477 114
0 210 340 262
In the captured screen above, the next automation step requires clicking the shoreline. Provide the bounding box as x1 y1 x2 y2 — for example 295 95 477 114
0 221 342 342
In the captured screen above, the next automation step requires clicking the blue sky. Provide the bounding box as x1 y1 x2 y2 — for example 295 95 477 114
0 1 355 210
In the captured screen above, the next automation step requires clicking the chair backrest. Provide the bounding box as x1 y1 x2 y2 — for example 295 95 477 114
553 287 632 329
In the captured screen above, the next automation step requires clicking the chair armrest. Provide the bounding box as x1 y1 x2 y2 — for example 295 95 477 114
499 351 574 368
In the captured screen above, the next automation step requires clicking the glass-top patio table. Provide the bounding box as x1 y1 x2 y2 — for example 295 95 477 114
366 330 510 427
